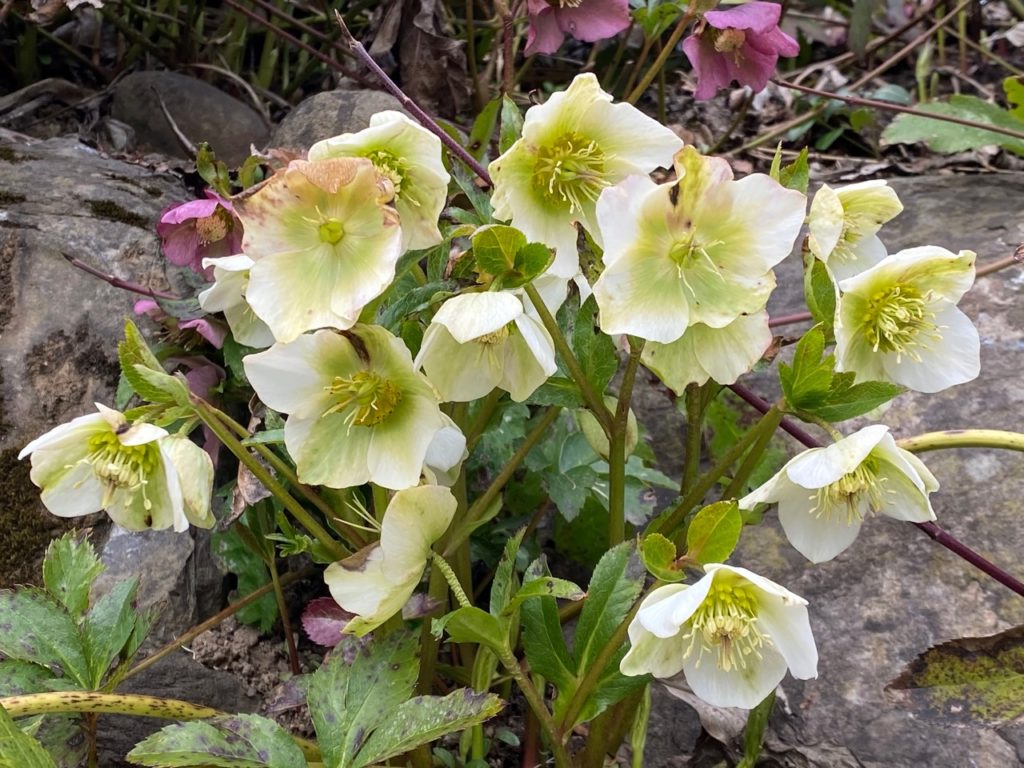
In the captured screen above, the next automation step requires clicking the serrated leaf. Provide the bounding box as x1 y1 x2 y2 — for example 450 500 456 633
497 242 554 289
134 366 191 407
490 529 526 617
1005 76 1024 122
803 251 838 332
685 500 742 566
433 607 507 654
777 147 809 194
126 714 308 767
450 162 493 221
525 377 584 408
41 533 103 619
467 98 501 161
353 690 503 767
118 322 175 404
886 625 1024 727
881 95 1024 156
83 578 139 687
0 588 89 687
640 533 683 582
573 542 645 675
811 379 904 422
520 557 576 695
0 660 53 696
499 96 524 154
503 577 584 616
572 296 618 393
545 464 598 522
307 632 418 768
0 704 58 768
472 225 527 277
574 661 649 725
778 326 834 410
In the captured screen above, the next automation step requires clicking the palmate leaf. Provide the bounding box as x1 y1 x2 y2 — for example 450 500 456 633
0 588 89 688
41 533 104 620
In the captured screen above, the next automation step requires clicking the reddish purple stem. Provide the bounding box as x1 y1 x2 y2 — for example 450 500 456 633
728 382 1024 599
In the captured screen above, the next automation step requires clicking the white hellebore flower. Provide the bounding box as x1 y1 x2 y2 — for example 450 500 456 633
620 564 817 709
834 246 979 393
489 73 682 277
593 147 805 342
325 485 456 636
19 403 214 532
807 180 903 282
641 312 772 394
308 111 450 252
244 325 452 490
739 424 938 563
198 255 275 349
415 291 557 402
235 157 401 343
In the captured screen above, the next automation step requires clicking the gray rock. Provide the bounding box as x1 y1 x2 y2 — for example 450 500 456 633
640 174 1024 767
111 71 269 166
270 89 409 154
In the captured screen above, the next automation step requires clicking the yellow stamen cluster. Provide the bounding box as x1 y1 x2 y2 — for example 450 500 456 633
812 459 885 524
475 325 511 346
533 132 608 213
194 210 230 245
861 284 939 361
83 431 159 511
366 149 409 199
713 28 747 55
325 371 402 428
682 579 768 673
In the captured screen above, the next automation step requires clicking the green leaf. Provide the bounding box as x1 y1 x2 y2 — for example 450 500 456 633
640 533 684 582
520 557 576 694
572 296 618 393
685 500 742 565
1005 76 1024 122
504 577 585 616
738 691 775 768
433 607 507 654
0 704 58 768
525 377 584 408
803 251 838 332
777 147 809 194
813 376 904 422
211 527 276 632
499 95 524 154
545 464 598 522
573 663 649 725
778 325 834 410
82 578 139 688
573 542 645 675
0 588 89 687
450 162 493 221
472 225 527 277
881 95 1024 156
41 533 103 620
118 321 175 404
307 632 419 768
221 336 254 387
354 690 504 768
847 0 872 59
133 366 191 407
498 242 555 289
886 624 1024 726
126 714 308 767
0 661 53 697
467 98 501 162
490 529 526 617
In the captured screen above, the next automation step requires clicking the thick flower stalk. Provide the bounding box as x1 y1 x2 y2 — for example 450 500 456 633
197 254 275 349
807 180 904 281
834 246 979 393
234 157 401 343
19 404 214 532
415 291 557 402
157 190 243 277
324 485 457 636
620 564 817 709
243 325 453 490
307 111 450 252
739 424 938 563
682 1 800 100
593 147 805 342
489 73 683 277
524 0 631 57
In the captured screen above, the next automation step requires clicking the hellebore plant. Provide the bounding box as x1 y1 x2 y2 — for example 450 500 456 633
157 190 243 277
524 0 632 56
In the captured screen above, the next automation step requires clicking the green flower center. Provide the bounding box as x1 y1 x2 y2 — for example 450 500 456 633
84 431 159 512
325 371 403 428
366 150 409 199
683 579 768 673
533 132 609 214
667 231 725 288
195 210 231 244
812 457 886 524
318 219 346 245
861 284 938 361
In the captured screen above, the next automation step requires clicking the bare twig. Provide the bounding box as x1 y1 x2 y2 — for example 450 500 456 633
62 253 180 300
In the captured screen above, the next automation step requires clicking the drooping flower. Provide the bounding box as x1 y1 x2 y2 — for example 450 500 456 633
307 111 450 252
134 299 228 349
18 404 214 532
197 255 275 349
807 181 904 281
739 424 938 563
324 485 457 636
620 564 817 709
593 147 805 342
524 0 632 57
641 311 772 394
235 157 401 343
415 291 557 402
243 325 452 491
834 246 979 393
682 1 800 100
423 414 468 487
157 190 243 277
489 74 683 277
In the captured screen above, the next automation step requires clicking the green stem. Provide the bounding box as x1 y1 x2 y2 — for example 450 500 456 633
897 429 1024 454
191 398 349 561
523 283 612 433
625 11 695 104
371 484 390 523
495 646 571 768
719 408 784 501
465 389 504 451
0 692 320 762
680 384 704 495
608 339 644 546
648 406 782 540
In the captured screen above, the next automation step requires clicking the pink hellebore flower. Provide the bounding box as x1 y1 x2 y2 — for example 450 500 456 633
157 190 243 277
134 299 228 349
525 0 631 57
682 1 799 100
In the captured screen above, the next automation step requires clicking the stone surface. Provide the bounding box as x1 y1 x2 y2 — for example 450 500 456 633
638 174 1024 766
111 71 269 166
270 89 408 153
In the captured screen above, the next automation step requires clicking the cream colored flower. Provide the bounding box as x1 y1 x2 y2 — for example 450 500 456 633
198 254 275 348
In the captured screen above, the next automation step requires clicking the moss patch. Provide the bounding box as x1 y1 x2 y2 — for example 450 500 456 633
0 191 27 205
86 200 150 230
0 147 35 164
